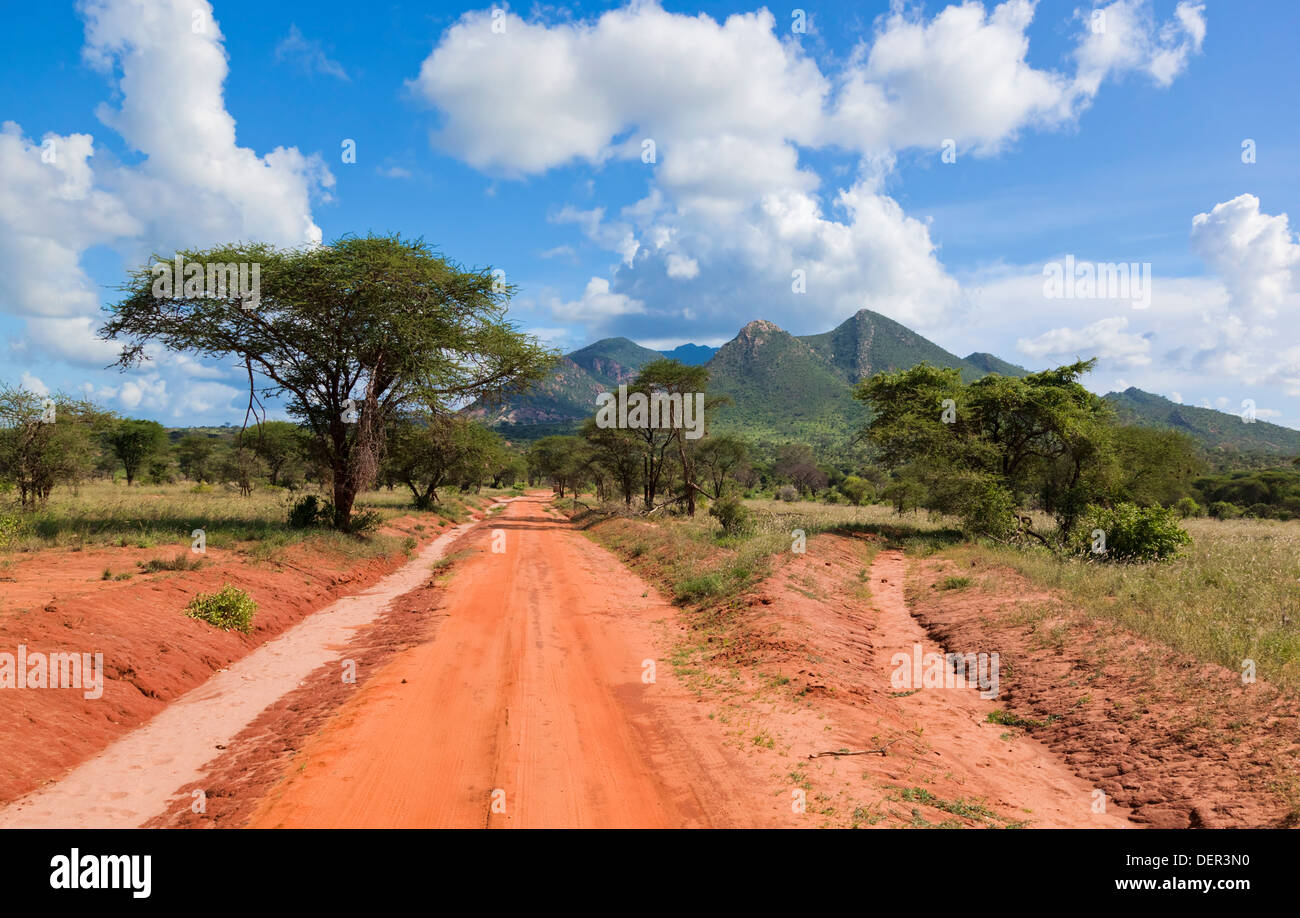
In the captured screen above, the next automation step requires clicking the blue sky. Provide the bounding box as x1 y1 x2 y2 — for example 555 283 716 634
2 0 1298 427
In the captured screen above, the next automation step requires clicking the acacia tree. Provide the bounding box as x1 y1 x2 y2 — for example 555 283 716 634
385 415 495 508
528 435 587 498
773 442 828 496
580 418 641 505
108 418 167 485
0 388 111 507
101 235 554 529
248 419 307 487
695 434 749 500
855 360 1113 540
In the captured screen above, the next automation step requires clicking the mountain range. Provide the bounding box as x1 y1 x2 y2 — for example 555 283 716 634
473 308 1300 458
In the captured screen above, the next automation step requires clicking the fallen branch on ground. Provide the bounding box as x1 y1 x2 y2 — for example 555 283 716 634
808 739 899 758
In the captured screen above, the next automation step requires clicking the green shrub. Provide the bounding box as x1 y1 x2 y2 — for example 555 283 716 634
839 475 873 506
1070 502 1191 562
185 584 257 633
708 495 751 536
0 511 25 550
676 574 723 602
1207 500 1242 520
139 555 203 573
287 494 331 528
346 509 383 535
776 485 799 502
1174 496 1202 518
941 477 1017 540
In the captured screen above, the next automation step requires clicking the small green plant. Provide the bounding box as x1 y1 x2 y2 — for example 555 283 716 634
138 555 203 573
185 584 258 633
0 511 24 550
676 573 723 602
986 709 1051 729
939 575 972 590
346 509 383 535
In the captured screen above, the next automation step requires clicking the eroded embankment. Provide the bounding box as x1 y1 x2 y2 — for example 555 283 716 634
0 505 482 808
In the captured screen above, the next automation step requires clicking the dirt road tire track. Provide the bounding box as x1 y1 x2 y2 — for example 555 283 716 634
247 495 795 828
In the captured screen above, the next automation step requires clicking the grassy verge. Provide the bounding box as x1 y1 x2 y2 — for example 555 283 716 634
566 491 1300 695
566 495 956 610
949 517 1300 693
0 480 499 561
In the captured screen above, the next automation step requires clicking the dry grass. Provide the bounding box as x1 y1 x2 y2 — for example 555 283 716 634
959 517 1300 693
0 479 497 560
576 492 1300 695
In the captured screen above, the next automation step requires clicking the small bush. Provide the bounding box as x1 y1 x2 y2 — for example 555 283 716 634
0 511 25 550
287 494 332 528
1207 500 1242 520
942 476 1016 540
676 574 723 602
708 495 751 536
1174 496 1203 518
346 509 383 535
139 555 203 573
839 475 873 506
1071 502 1191 562
939 576 972 590
776 484 799 502
185 584 257 633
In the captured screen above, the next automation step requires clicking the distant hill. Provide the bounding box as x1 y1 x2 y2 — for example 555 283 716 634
470 310 1300 460
471 309 1021 446
705 319 865 445
799 309 986 383
964 352 1030 378
658 343 716 365
468 336 663 426
1104 388 1300 458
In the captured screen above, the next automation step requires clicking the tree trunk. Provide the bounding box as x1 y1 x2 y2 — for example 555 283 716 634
333 482 357 531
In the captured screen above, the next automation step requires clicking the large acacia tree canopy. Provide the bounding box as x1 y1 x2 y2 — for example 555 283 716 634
98 234 556 426
99 234 556 529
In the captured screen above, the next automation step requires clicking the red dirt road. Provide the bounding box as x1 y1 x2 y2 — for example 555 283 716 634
247 496 793 828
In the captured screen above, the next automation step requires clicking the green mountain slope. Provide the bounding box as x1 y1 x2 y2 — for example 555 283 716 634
1104 388 1300 457
468 337 663 425
964 352 1030 378
705 320 864 446
569 337 665 385
799 309 982 382
472 310 1300 461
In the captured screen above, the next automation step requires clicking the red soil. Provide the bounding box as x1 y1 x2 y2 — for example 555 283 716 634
0 513 460 805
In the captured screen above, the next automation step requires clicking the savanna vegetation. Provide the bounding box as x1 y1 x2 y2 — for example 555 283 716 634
2 235 545 556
